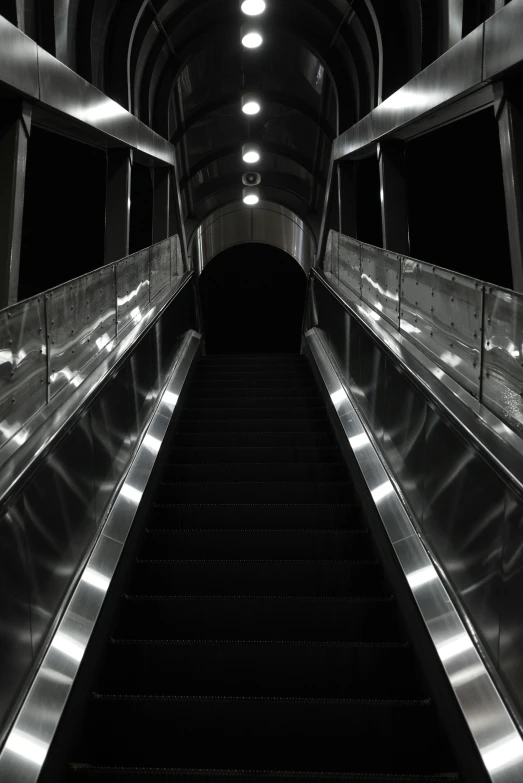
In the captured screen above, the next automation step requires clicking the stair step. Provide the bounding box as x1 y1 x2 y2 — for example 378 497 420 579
167 447 344 464
75 695 453 773
179 407 326 420
176 419 330 434
200 355 306 364
149 504 360 530
129 560 384 597
156 482 355 504
172 432 336 447
99 640 423 699
141 530 372 560
115 596 400 642
184 397 324 409
162 463 349 482
190 378 319 390
66 767 460 782
187 387 321 399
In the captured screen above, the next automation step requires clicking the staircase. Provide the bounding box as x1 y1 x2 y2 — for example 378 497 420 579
67 354 460 782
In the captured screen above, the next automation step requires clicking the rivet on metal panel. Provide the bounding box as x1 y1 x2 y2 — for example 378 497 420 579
452 276 455 282
7 313 11 319
487 341 490 346
11 398 15 404
451 321 454 327
451 297 454 302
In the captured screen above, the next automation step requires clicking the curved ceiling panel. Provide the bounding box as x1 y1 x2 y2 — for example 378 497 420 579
193 201 316 274
62 0 433 243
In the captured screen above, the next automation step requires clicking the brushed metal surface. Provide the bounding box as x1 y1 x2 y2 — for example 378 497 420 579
0 295 46 449
116 248 151 334
338 233 361 296
23 411 96 654
47 265 117 399
335 25 485 160
401 257 483 397
150 238 171 300
360 242 401 328
0 15 38 98
483 287 523 432
0 331 201 783
306 327 523 783
0 497 32 734
484 0 523 79
193 201 315 275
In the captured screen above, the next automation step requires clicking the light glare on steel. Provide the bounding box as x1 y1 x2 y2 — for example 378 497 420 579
244 193 259 205
243 150 260 163
241 0 266 15
121 483 143 505
5 730 48 766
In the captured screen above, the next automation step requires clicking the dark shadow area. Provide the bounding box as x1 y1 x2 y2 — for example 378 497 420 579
19 127 106 300
198 244 307 354
406 108 512 288
356 155 383 248
130 162 153 254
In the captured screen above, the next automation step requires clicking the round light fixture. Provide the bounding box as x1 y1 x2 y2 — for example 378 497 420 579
242 142 261 163
241 0 266 15
242 92 261 115
243 186 260 205
242 25 263 48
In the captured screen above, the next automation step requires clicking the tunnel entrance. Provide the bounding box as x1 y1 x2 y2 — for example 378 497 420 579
198 244 307 354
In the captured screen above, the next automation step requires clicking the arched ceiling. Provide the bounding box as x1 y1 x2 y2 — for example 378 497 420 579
56 0 435 235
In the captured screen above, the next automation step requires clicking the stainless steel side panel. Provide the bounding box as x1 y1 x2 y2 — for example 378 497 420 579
360 243 400 328
401 258 483 397
47 265 117 399
150 239 171 300
338 234 361 296
0 296 47 448
0 16 39 98
482 287 523 432
335 25 485 159
116 249 151 334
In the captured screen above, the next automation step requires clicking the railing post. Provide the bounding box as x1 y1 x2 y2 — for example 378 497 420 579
105 148 132 264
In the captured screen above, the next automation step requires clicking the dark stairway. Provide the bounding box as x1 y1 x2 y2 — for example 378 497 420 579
67 354 460 782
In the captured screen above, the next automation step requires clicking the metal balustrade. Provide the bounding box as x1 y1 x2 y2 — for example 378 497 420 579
324 229 523 433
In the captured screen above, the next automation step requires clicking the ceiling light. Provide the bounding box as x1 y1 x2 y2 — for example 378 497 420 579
242 142 261 163
243 186 260 205
242 92 261 115
242 25 263 48
241 0 266 15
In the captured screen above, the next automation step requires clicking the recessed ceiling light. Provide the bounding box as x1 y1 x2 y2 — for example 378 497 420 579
242 142 261 163
243 186 260 205
241 0 266 16
242 28 263 48
242 93 261 115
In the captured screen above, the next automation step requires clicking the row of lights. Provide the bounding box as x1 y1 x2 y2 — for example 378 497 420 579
240 1 265 204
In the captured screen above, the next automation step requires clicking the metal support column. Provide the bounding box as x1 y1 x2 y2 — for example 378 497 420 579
378 141 410 255
152 167 170 243
0 101 31 308
442 0 464 51
338 161 357 238
495 81 523 292
105 148 132 263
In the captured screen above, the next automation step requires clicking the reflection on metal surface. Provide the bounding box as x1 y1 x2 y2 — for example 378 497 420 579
306 328 523 783
193 201 315 274
483 287 523 432
0 331 201 783
401 258 483 397
360 243 400 328
334 25 485 160
308 272 523 731
0 235 186 467
0 296 46 448
321 230 523 435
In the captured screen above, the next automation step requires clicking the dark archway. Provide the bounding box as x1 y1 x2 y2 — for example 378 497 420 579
198 244 307 355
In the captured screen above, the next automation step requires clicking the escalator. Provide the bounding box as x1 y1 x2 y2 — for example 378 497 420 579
65 353 460 782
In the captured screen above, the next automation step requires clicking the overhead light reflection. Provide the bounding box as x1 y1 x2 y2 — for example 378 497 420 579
242 30 263 48
82 567 110 592
371 480 394 504
5 730 48 767
437 631 474 663
121 483 143 505
482 734 523 774
243 186 260 205
349 432 370 452
242 93 261 115
242 142 261 163
51 631 85 663
407 564 437 589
